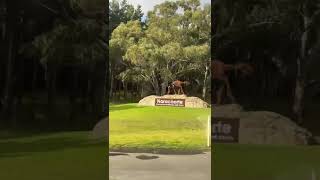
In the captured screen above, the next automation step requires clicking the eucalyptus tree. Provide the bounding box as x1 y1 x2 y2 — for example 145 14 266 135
213 0 320 123
110 0 211 97
20 0 107 120
109 0 143 97
280 0 320 123
185 3 211 98
242 0 320 123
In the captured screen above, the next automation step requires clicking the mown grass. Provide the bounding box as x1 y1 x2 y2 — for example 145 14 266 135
109 103 211 154
213 143 320 180
0 131 106 180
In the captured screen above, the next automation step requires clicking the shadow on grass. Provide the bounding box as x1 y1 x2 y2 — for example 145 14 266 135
109 104 146 112
136 155 159 160
0 131 68 140
0 136 105 158
109 152 129 156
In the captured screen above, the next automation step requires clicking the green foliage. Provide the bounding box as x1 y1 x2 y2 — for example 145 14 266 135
19 0 108 67
27 17 106 66
110 20 143 52
69 0 106 14
109 0 144 35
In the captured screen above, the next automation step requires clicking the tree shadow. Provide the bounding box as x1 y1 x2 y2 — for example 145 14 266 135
109 152 129 156
0 136 105 158
136 154 159 160
109 104 145 112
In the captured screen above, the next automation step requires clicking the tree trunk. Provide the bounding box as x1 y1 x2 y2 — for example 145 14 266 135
202 62 209 99
293 73 304 123
293 14 309 124
109 65 114 99
47 63 57 116
161 79 168 96
86 70 92 112
31 59 38 121
2 1 18 122
2 30 15 119
151 71 160 95
31 59 38 93
140 84 144 98
92 59 107 122
69 69 78 126
123 81 127 98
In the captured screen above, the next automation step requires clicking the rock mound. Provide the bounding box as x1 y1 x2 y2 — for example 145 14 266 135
138 95 210 108
213 104 311 145
212 104 243 118
92 117 108 139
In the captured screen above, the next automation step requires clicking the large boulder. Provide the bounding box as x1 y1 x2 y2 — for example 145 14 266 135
239 111 311 145
138 95 210 108
213 104 312 145
92 117 108 139
212 104 243 118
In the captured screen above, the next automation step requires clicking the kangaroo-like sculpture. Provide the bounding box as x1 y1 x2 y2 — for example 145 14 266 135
213 60 254 105
167 80 190 95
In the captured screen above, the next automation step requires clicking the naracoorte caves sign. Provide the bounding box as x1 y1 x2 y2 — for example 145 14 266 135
212 118 239 143
155 98 186 107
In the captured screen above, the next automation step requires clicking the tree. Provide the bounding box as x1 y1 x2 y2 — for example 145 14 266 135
110 0 211 97
109 0 143 98
20 0 108 121
213 0 320 123
1 0 22 125
282 0 320 123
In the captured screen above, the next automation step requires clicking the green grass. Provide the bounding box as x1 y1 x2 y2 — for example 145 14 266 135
109 103 211 153
0 131 106 180
213 143 320 180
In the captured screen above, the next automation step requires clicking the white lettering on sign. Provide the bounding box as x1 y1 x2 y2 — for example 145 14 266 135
212 118 239 143
212 121 232 134
155 98 185 107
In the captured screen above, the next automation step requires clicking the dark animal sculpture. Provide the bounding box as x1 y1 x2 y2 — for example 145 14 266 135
167 80 190 95
212 60 254 105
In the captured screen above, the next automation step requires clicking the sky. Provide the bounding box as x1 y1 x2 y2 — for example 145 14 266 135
126 0 211 17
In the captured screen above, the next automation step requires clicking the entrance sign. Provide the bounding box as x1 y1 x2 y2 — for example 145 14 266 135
212 117 239 143
155 98 185 107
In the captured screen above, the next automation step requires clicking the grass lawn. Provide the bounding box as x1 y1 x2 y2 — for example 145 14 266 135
213 143 320 180
0 131 106 180
109 103 211 153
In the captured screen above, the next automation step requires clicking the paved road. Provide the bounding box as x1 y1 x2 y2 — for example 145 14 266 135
109 152 211 180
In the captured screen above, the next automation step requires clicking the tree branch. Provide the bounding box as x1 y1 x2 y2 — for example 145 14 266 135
36 0 59 15
212 21 280 40
247 21 280 28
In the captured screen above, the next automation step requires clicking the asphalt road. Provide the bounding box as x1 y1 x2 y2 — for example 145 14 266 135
109 152 211 180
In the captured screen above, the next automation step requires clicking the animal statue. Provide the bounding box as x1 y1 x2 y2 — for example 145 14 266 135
212 59 254 105
167 80 190 95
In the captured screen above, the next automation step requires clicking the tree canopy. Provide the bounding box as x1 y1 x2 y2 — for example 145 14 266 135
110 0 211 98
213 0 320 125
